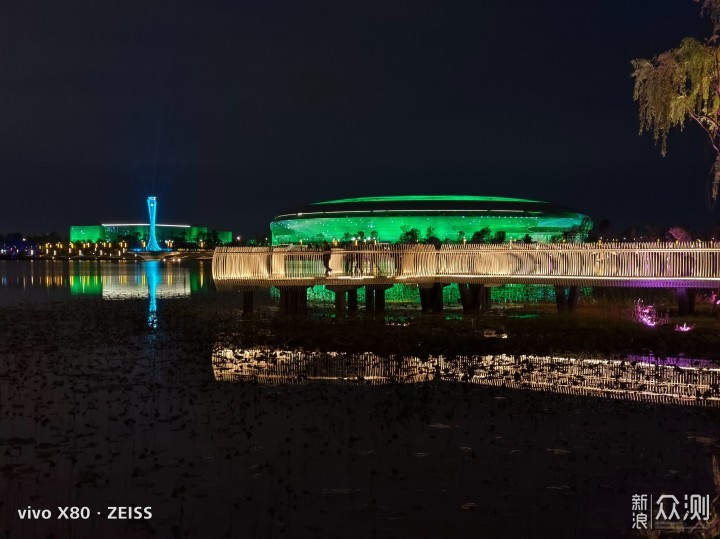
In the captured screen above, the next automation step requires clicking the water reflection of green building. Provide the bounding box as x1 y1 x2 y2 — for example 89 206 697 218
67 261 212 327
69 274 103 295
68 261 211 297
271 283 590 305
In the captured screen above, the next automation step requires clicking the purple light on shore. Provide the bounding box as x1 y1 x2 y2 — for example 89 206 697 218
626 354 716 369
634 299 671 327
635 299 657 327
641 318 656 327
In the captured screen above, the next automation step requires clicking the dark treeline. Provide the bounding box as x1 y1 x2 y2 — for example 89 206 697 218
5 219 720 253
0 229 228 259
0 232 65 251
586 220 720 243
0 230 227 253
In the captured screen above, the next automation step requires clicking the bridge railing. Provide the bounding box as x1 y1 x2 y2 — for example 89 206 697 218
212 247 271 282
437 242 720 280
214 245 438 281
213 242 720 286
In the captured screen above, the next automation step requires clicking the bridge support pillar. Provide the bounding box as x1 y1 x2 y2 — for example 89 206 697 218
567 286 579 312
326 286 355 316
376 287 387 312
419 283 445 312
676 288 696 316
278 287 308 314
458 283 478 312
480 285 492 312
366 285 391 312
554 285 579 313
348 288 358 313
459 284 490 312
419 286 431 311
433 284 446 312
335 292 346 314
366 286 376 311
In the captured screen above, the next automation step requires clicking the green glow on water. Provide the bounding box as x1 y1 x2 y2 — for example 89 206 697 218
444 284 591 304
70 274 102 295
313 195 542 205
271 284 591 305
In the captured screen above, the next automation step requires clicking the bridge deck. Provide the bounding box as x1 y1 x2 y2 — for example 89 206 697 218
212 242 720 289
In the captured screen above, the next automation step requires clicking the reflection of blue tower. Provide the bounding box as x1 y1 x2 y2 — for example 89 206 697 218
146 196 162 252
145 261 160 329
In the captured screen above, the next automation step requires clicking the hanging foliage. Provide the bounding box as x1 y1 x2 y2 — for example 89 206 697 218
632 0 720 201
698 0 720 32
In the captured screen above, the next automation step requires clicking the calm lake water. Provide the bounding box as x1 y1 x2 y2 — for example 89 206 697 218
0 259 215 305
4 259 719 406
2 266 717 539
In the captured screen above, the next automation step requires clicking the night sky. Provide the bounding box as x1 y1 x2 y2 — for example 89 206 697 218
0 1 716 236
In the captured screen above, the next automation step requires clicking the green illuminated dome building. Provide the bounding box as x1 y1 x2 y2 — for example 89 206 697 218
270 195 590 245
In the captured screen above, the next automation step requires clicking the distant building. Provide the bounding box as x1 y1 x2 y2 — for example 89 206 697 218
70 196 232 247
270 195 590 245
69 224 232 246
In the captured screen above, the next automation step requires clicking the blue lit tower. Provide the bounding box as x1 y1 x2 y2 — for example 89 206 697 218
146 196 162 251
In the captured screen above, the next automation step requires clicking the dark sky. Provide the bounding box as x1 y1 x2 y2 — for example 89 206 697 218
0 0 716 236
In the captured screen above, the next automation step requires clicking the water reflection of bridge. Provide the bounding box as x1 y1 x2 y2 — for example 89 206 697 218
213 243 720 314
211 348 720 406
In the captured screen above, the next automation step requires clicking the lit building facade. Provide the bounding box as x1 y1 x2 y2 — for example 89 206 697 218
270 195 591 245
69 224 232 245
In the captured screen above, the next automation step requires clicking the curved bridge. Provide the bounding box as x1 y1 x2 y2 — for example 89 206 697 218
212 242 720 290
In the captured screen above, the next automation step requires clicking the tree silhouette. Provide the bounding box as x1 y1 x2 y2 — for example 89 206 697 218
632 0 720 201
425 226 441 247
490 231 506 244
469 227 492 244
398 226 420 243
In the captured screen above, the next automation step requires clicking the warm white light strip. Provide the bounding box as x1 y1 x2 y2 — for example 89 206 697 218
275 209 527 218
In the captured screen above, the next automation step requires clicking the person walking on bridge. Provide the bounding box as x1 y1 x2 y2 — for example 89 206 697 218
322 241 332 276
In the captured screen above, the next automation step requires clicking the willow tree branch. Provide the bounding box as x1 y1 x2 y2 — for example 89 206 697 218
690 112 720 153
